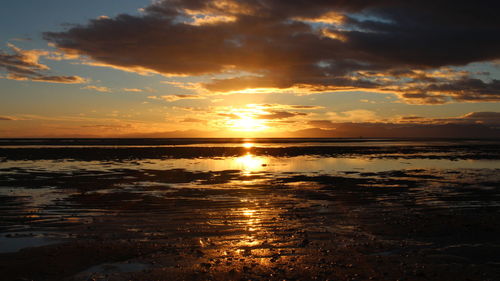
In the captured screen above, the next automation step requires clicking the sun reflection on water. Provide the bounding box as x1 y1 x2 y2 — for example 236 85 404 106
242 142 254 148
234 152 268 175
204 196 286 268
242 208 256 217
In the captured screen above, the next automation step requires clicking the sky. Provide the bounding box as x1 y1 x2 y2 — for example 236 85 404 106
1 0 500 138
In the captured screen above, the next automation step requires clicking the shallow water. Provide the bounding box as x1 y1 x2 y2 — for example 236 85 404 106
2 155 499 175
0 140 499 280
0 232 62 253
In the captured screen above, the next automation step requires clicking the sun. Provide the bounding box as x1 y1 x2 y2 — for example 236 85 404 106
229 116 268 132
218 105 271 133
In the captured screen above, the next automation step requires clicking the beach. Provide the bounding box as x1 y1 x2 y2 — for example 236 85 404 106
0 139 499 280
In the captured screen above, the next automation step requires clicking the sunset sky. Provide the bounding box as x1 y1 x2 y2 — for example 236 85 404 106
1 0 500 138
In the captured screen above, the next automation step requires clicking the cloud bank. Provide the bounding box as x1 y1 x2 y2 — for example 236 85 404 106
43 0 500 103
306 111 500 138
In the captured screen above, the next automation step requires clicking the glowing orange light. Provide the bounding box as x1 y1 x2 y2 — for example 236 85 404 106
230 116 267 132
242 142 254 148
235 153 267 175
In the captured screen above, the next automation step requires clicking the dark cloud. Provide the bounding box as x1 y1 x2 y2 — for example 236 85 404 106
396 78 500 103
399 116 425 121
308 111 500 138
299 123 500 138
464 112 500 119
395 112 500 126
44 0 500 101
28 75 86 84
457 112 500 125
0 43 86 84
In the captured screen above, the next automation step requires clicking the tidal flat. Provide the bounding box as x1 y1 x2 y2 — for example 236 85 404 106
0 139 499 281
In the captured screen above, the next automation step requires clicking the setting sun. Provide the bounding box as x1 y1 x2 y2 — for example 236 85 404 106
221 107 270 132
230 116 268 132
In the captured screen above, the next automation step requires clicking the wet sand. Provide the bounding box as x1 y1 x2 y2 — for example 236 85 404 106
0 141 499 280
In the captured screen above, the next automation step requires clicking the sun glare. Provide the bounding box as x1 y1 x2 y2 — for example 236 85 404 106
218 105 272 133
242 142 254 148
233 117 262 131
228 115 268 132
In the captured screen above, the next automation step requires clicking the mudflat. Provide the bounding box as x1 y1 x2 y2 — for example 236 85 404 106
0 139 499 281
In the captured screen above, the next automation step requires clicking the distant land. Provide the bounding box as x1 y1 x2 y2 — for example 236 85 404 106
3 122 498 139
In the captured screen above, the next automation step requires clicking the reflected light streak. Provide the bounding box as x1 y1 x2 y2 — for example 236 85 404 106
242 209 256 217
234 153 267 175
242 142 254 148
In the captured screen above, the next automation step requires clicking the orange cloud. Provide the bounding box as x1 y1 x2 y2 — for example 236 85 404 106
123 88 143 92
148 94 205 102
82 85 112 93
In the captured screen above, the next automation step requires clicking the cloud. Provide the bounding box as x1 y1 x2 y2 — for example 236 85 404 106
217 113 240 119
81 124 133 130
288 105 324 110
301 123 500 139
149 94 205 102
43 0 500 102
327 110 379 122
397 78 500 103
315 111 500 127
211 104 314 122
123 88 143 92
308 120 337 129
172 106 207 112
0 115 16 121
246 103 324 110
0 43 86 84
463 111 500 122
396 111 500 126
82 85 112 93
307 111 500 138
256 110 307 119
181 117 206 123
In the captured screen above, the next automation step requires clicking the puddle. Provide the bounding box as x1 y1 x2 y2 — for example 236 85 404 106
0 232 62 253
73 262 151 280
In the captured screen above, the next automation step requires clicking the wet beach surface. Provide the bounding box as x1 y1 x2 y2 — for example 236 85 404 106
0 140 499 280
